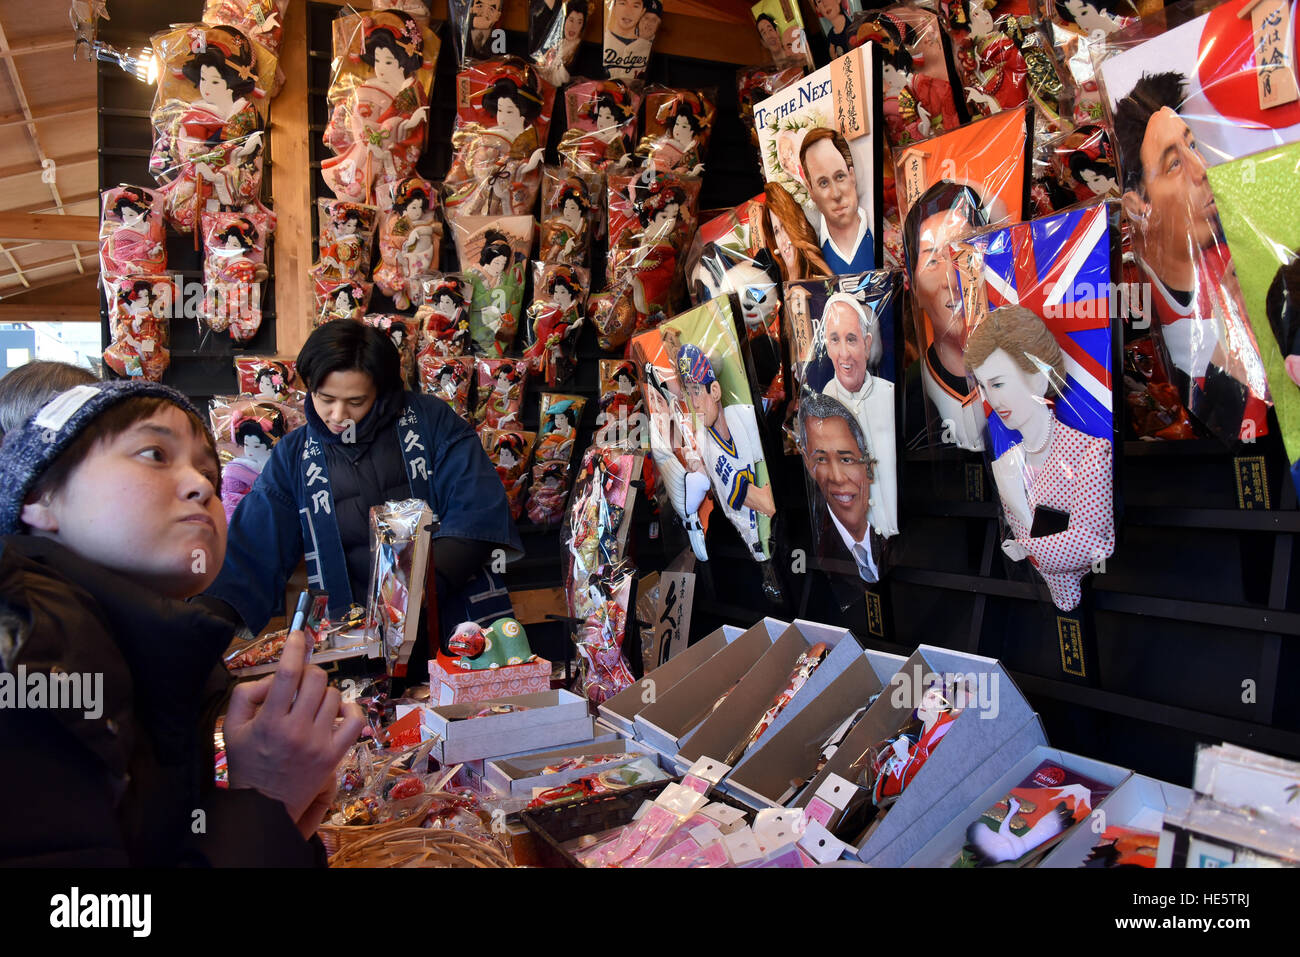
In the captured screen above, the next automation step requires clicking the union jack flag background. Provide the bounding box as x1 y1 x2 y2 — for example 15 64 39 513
959 202 1118 460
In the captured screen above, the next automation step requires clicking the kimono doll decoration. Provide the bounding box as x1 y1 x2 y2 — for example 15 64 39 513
202 0 290 96
524 263 590 387
99 185 167 278
568 545 639 703
557 80 641 176
312 200 379 284
372 176 442 310
449 0 507 68
637 89 715 176
220 405 287 521
103 277 172 382
418 353 475 421
414 274 474 356
945 0 1065 129
1031 124 1118 215
1043 0 1149 127
321 10 439 204
444 59 554 219
527 460 571 525
481 428 538 520
474 358 530 429
234 356 301 402
602 0 663 83
535 393 587 466
540 168 598 266
532 0 588 87
856 10 963 149
148 23 273 233
596 358 643 446
201 209 274 341
596 172 701 351
451 215 534 356
312 278 372 327
856 682 959 808
366 314 419 387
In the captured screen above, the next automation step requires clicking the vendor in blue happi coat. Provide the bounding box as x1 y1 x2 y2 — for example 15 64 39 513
196 322 523 670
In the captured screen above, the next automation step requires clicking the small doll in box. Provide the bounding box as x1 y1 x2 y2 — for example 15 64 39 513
856 681 960 809
639 91 712 175
558 81 639 175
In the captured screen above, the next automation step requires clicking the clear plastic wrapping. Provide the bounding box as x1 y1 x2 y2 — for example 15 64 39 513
523 262 590 387
557 79 642 177
1038 0 1154 127
450 214 535 356
531 0 590 87
365 498 434 676
481 427 538 520
528 392 588 525
894 105 1030 452
474 357 529 429
321 10 439 204
103 277 172 382
1208 143 1300 499
365 313 418 388
201 208 274 341
603 0 662 82
418 353 475 421
737 64 806 155
751 0 815 71
313 278 372 327
955 202 1119 611
789 270 903 600
373 176 443 309
311 199 380 285
636 89 716 176
1095 0 1290 443
210 394 292 520
444 58 554 218
413 274 474 355
234 356 302 402
597 358 644 446
1029 122 1118 217
539 166 599 266
448 0 507 68
147 24 274 233
99 185 167 278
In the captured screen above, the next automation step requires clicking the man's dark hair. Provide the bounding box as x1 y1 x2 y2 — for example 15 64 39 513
0 361 97 442
1112 71 1187 195
798 389 869 468
799 126 855 180
296 320 404 397
28 397 219 510
902 180 987 272
1266 253 1300 359
756 12 778 30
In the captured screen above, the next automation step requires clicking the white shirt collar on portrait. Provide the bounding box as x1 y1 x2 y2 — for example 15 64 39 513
819 205 868 264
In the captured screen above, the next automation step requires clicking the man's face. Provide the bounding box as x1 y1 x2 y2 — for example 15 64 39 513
804 414 871 538
1134 106 1217 257
25 405 227 600
913 207 970 343
814 0 840 18
312 368 378 435
684 379 721 428
825 302 870 393
758 18 781 52
612 0 644 34
471 0 502 29
804 138 859 233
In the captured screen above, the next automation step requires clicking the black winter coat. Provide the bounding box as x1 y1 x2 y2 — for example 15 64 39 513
0 536 323 867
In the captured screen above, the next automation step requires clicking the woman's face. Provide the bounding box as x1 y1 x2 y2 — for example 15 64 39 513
553 285 575 311
372 46 406 87
973 347 1048 434
485 252 508 280
552 413 573 436
499 446 518 467
771 213 797 276
405 196 426 220
1080 168 1116 196
671 114 694 146
121 205 146 229
496 96 523 130
564 10 585 39
882 63 905 94
596 105 616 127
199 64 232 104
814 0 841 19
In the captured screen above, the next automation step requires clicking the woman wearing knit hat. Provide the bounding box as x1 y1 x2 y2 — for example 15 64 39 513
0 380 363 865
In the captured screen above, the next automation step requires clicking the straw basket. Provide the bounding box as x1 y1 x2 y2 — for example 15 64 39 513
327 827 514 868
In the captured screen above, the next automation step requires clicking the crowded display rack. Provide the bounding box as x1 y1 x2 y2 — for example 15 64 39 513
69 0 1300 868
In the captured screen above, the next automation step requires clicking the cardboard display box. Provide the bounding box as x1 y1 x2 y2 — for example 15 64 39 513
633 617 788 756
429 651 552 705
673 620 858 775
864 649 906 686
1042 773 1191 868
598 625 745 737
723 638 887 809
903 744 1132 867
483 738 660 796
790 645 1045 866
423 689 594 765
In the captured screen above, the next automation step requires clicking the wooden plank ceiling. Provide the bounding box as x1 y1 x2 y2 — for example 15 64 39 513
0 0 98 317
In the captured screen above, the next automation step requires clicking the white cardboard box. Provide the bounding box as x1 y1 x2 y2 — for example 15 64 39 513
423 689 594 764
633 617 787 756
598 624 745 736
483 738 660 796
903 744 1132 867
789 644 1045 867
1041 772 1191 867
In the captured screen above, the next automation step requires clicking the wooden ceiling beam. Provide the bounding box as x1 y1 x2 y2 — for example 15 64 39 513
0 15 86 274
0 152 98 182
0 301 98 321
0 273 99 304
0 102 96 129
1 34 77 57
0 213 99 243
